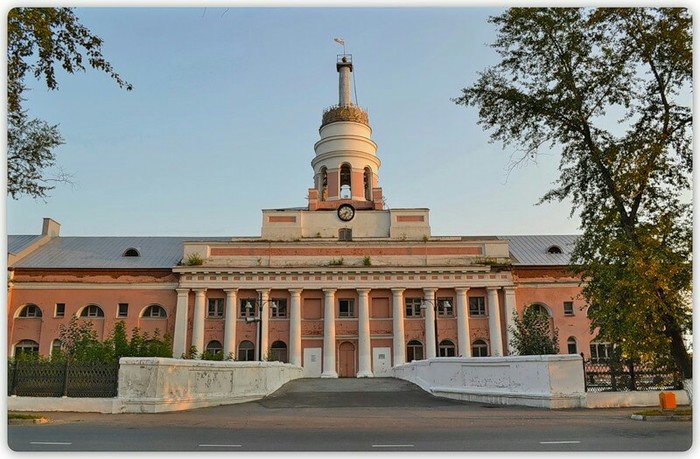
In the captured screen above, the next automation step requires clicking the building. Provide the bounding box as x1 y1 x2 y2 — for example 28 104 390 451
7 55 597 377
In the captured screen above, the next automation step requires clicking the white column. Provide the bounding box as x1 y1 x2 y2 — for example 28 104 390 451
172 288 190 358
321 288 338 378
423 288 437 359
487 287 503 356
455 287 471 357
192 288 207 357
503 287 517 355
289 288 303 367
258 289 270 360
357 288 372 377
391 288 406 366
223 289 238 358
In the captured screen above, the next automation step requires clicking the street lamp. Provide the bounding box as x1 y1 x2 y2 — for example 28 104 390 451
421 298 452 357
244 292 278 361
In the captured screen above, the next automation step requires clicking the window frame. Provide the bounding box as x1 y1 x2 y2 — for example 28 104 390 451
239 298 257 318
81 304 104 318
438 339 456 357
271 298 288 318
436 297 454 317
18 304 42 318
406 339 424 362
207 298 225 319
563 301 575 316
118 303 129 318
468 296 486 317
405 298 422 318
338 298 355 318
471 339 489 357
238 340 255 361
55 303 65 318
142 304 167 318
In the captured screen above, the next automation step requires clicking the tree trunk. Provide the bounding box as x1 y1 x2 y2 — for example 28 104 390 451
667 320 692 379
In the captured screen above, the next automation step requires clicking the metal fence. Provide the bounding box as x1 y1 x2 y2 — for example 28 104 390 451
582 357 683 392
8 360 119 398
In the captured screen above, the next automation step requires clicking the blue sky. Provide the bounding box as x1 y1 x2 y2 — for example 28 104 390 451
5 3 588 237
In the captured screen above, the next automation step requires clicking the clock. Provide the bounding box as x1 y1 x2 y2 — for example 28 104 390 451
337 204 355 221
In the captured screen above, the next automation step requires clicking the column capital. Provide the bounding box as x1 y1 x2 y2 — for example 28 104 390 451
288 288 303 295
455 287 470 294
194 288 207 294
391 287 405 294
323 288 337 295
502 286 516 293
223 288 239 294
176 288 190 295
423 287 438 294
486 286 499 292
356 288 371 295
256 288 270 295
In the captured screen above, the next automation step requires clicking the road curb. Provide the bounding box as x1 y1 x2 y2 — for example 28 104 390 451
9 417 50 425
630 414 691 422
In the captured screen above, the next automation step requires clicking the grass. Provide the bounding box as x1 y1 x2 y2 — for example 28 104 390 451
633 408 692 417
8 412 44 420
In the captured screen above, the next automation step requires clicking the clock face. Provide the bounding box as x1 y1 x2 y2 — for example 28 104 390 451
337 204 355 221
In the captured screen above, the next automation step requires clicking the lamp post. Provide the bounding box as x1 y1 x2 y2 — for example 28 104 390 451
244 292 277 361
421 298 452 357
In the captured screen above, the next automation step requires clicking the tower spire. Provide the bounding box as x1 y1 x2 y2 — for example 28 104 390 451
337 55 353 107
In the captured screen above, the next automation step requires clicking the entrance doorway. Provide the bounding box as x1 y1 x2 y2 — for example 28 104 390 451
338 341 356 377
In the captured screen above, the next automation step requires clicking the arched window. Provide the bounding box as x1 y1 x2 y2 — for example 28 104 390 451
142 304 167 318
122 247 141 257
438 339 456 357
340 163 351 198
363 167 372 200
238 340 255 361
15 339 39 357
269 341 288 363
51 339 63 357
206 340 223 356
528 303 551 317
406 340 424 362
80 304 105 318
547 245 563 254
18 304 42 318
471 339 489 357
320 167 328 201
567 337 578 354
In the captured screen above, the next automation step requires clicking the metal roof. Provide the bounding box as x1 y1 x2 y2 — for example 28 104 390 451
8 235 43 255
10 236 229 269
497 235 578 266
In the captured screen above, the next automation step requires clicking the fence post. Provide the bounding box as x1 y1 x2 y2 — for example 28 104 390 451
628 358 636 391
580 352 587 392
62 358 70 397
610 359 618 391
10 359 19 396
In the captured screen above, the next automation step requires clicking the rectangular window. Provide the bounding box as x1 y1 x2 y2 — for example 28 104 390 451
405 298 422 318
339 299 354 318
563 301 575 316
208 298 224 318
239 299 257 318
437 297 454 317
469 296 486 316
118 303 129 317
55 303 65 318
590 342 612 363
271 298 288 318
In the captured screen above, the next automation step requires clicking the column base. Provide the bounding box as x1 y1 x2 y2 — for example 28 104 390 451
356 371 374 378
320 371 338 378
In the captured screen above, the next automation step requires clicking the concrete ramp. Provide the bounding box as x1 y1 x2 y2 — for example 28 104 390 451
259 377 460 408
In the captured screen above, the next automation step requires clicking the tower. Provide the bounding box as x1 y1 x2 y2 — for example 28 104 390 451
308 54 384 211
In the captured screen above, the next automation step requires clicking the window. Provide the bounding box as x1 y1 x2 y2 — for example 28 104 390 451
339 299 355 317
567 337 578 354
122 247 140 257
208 298 224 318
18 304 42 318
407 340 424 362
80 305 104 318
437 297 453 317
51 339 63 356
405 298 422 318
269 341 288 363
472 339 489 357
438 339 456 357
339 228 352 241
590 342 612 363
118 303 129 317
206 340 223 356
563 301 575 316
240 299 257 318
142 304 167 318
529 304 550 317
547 245 563 254
55 303 65 318
469 297 486 317
15 340 39 357
238 340 255 361
364 167 373 200
340 163 351 198
271 298 287 318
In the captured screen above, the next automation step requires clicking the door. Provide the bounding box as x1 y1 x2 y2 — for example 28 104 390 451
373 347 391 377
338 342 356 377
303 347 322 377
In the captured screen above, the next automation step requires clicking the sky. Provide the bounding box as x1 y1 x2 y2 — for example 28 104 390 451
3 2 655 238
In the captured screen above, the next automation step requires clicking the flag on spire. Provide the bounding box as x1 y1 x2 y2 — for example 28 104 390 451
334 37 345 46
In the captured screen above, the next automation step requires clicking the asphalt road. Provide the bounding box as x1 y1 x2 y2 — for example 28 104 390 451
7 378 693 452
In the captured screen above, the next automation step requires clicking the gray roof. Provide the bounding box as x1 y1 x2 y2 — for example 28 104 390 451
8 235 43 255
497 235 578 266
10 236 229 269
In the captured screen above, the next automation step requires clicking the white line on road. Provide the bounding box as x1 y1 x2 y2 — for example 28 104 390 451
198 444 242 448
372 444 415 448
540 441 581 444
30 442 72 445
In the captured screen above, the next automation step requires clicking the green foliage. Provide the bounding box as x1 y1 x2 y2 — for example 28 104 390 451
7 7 132 200
509 308 560 355
328 257 344 266
456 7 692 377
362 256 372 266
186 252 204 266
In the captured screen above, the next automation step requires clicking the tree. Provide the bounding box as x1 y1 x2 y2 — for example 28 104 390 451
509 308 559 355
7 7 132 199
454 8 692 377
